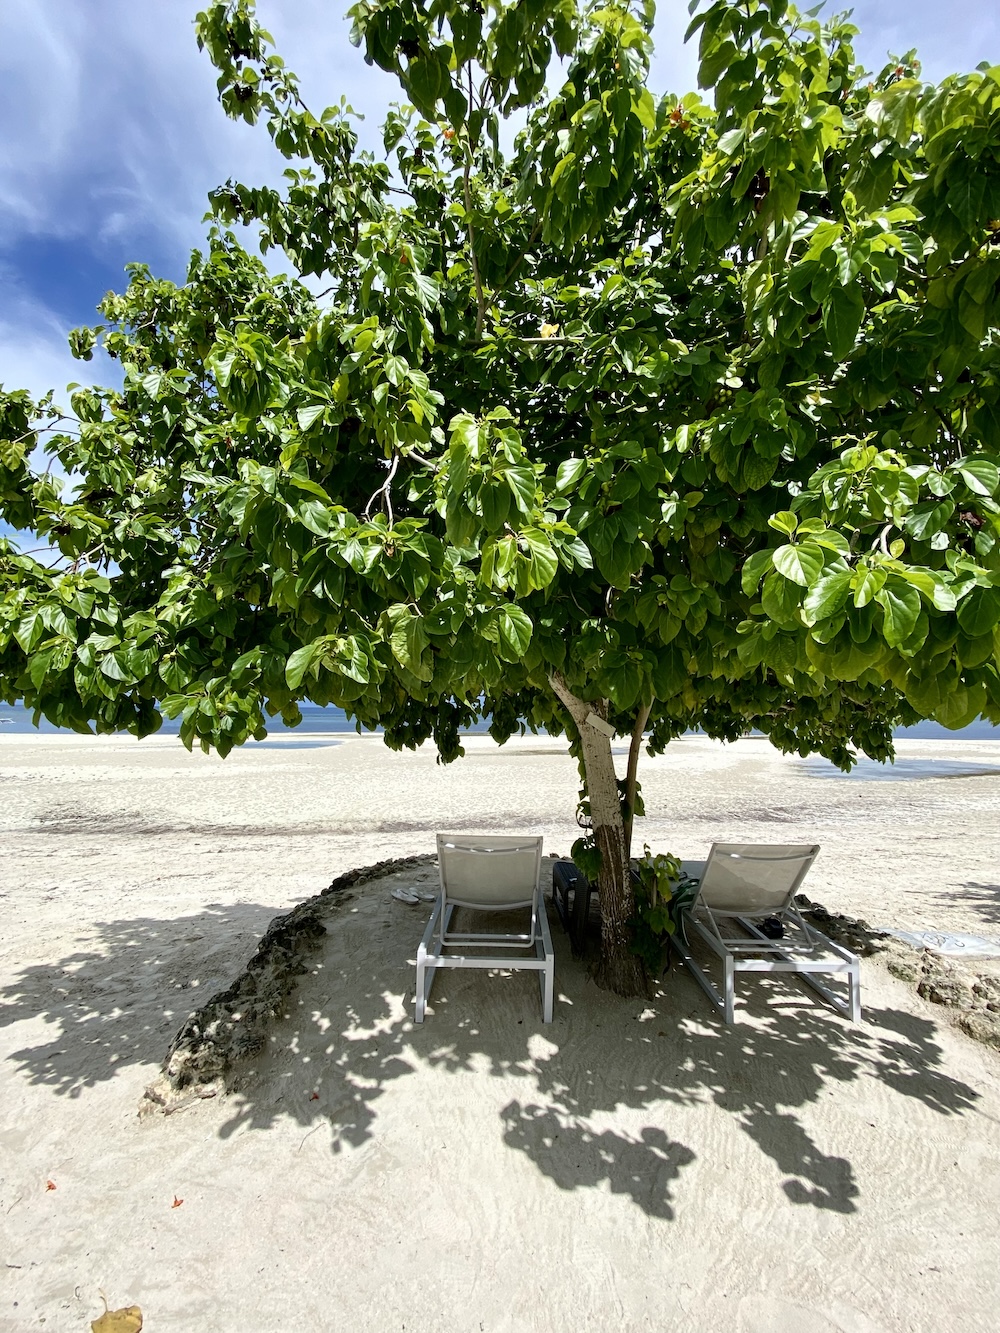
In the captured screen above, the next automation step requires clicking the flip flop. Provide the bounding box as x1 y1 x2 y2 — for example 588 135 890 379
391 888 420 904
413 889 438 902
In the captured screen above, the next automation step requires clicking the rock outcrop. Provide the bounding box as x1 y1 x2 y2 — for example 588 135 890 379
139 854 436 1116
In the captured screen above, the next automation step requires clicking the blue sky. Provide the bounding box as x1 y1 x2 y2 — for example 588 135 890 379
1 0 998 408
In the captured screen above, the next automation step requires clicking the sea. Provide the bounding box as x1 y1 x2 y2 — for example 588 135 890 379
0 699 496 743
0 693 997 767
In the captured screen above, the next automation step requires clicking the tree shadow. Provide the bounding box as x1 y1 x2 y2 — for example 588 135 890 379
0 902 279 1096
1 885 983 1222
936 881 1000 930
212 888 980 1221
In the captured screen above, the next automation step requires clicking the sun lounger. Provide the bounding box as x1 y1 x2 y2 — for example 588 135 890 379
671 843 861 1024
414 834 554 1023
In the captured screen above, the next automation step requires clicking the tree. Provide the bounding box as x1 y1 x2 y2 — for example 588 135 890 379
3 0 1000 996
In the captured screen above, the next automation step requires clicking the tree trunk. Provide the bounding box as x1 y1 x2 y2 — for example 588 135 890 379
549 672 648 998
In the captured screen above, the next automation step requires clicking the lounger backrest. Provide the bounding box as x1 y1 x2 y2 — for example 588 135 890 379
698 843 819 917
437 834 543 910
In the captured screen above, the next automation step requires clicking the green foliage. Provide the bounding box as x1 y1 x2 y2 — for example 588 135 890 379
2 0 1000 774
629 845 686 975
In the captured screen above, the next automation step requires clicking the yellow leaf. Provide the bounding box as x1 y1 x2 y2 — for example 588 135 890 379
540 323 560 339
92 1301 143 1332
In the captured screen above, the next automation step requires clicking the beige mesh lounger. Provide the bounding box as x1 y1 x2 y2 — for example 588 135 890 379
415 834 554 1023
672 842 861 1024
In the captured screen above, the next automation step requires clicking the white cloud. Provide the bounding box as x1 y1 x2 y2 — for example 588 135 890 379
0 1 403 269
1 1 997 271
0 297 90 407
0 0 997 391
849 0 998 80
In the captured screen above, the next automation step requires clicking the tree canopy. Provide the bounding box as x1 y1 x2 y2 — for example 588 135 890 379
3 0 1000 991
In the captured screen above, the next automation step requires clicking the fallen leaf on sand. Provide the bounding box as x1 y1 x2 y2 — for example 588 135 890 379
45 1180 56 1191
91 1301 143 1332
171 1196 183 1208
309 1092 320 1101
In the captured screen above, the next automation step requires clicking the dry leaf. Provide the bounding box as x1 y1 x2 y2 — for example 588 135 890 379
45 1180 56 1191
309 1091 320 1101
171 1195 183 1208
91 1301 142 1332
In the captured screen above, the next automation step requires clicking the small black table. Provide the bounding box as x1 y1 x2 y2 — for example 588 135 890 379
551 861 595 955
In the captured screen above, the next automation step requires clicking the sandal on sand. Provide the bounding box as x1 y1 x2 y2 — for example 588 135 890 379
391 888 420 904
413 889 438 902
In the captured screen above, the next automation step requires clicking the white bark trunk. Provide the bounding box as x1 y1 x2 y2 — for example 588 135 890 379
549 672 647 997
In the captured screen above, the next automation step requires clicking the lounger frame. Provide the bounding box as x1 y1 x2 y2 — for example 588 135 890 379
671 844 862 1025
415 835 554 1023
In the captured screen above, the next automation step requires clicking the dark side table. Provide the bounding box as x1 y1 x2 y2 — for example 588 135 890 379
551 861 595 955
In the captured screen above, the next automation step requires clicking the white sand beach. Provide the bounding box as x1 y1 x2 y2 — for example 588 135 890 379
2 731 1000 1331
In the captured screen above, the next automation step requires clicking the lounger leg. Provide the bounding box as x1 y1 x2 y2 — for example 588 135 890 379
415 946 426 1023
541 957 554 1024
723 954 735 1025
414 900 444 1023
537 905 555 1023
670 931 729 1021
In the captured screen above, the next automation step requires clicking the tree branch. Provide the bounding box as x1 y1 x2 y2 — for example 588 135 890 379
464 65 487 341
623 701 651 859
363 453 400 526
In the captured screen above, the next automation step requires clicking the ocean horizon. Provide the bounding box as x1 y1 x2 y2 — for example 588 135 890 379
0 698 997 744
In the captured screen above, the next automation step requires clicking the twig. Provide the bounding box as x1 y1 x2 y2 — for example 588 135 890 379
363 453 400 526
516 336 585 345
68 545 106 573
403 448 439 472
298 1122 325 1150
871 523 895 555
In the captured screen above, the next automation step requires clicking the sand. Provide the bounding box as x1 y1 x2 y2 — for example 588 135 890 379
1 730 999 1331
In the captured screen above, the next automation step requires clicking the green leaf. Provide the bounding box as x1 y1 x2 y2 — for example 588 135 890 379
406 52 445 116
905 500 954 541
496 606 533 662
632 88 657 131
823 284 865 361
767 511 798 537
549 152 577 189
957 587 1000 638
556 458 587 492
803 568 851 625
286 642 320 689
298 500 336 536
802 220 843 262
558 535 593 570
389 607 432 681
384 355 408 386
741 549 773 595
772 543 825 587
956 459 1000 497
717 127 745 155
875 582 921 647
13 610 44 654
853 566 887 607
760 571 802 627
521 530 559 589
297 403 326 431
934 682 986 730
505 466 537 515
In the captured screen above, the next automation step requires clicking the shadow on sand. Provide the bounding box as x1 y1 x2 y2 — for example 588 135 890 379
0 902 278 1097
0 884 983 1221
